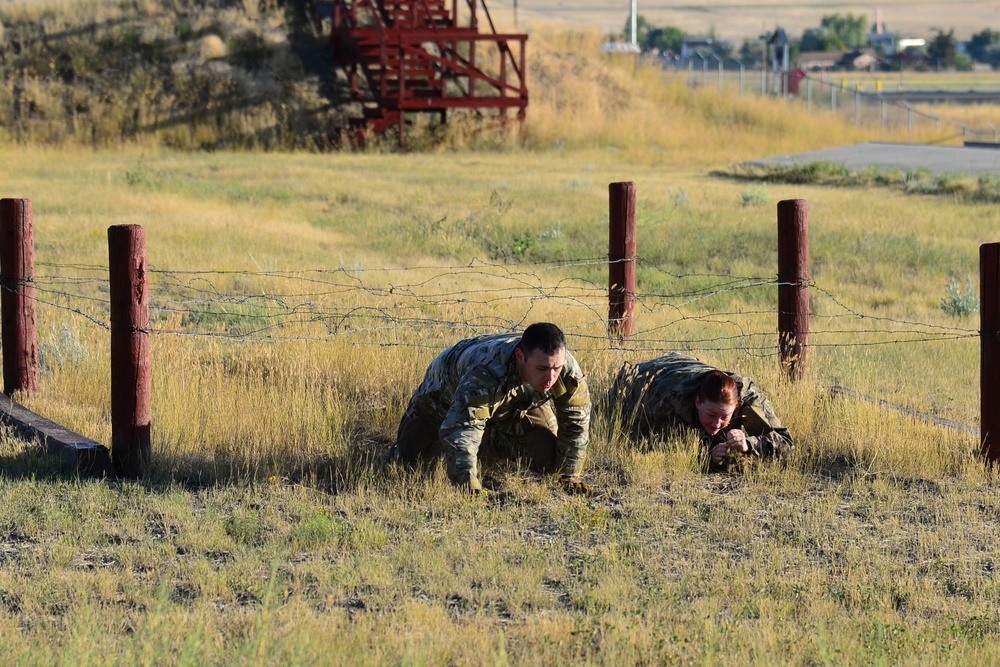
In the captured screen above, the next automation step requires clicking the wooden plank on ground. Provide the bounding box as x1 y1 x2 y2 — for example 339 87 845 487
0 395 112 476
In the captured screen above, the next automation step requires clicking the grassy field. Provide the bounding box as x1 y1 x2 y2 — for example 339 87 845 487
0 15 999 666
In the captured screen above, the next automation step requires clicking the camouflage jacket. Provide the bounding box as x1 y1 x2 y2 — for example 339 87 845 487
412 334 591 482
612 352 792 458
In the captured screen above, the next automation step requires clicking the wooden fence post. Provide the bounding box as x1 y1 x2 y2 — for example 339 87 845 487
777 199 810 380
0 198 39 395
981 243 1000 462
609 181 636 341
108 224 150 478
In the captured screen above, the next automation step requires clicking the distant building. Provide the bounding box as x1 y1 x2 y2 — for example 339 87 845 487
897 38 926 52
867 32 896 55
864 33 926 56
798 51 843 70
837 49 878 70
601 41 641 54
680 38 713 61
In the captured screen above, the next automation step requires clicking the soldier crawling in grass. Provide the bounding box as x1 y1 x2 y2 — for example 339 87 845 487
391 323 592 494
612 352 793 471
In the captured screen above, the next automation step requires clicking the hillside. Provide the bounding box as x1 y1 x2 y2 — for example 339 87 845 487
0 0 942 157
0 0 346 149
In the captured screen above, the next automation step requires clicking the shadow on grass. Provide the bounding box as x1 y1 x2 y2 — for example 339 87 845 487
0 438 71 481
147 426 399 494
0 422 403 497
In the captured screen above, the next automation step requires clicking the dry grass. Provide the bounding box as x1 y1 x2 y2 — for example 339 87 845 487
0 140 988 666
0 14 997 665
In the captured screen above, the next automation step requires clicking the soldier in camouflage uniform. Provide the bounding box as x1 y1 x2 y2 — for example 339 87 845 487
392 323 592 494
612 352 792 471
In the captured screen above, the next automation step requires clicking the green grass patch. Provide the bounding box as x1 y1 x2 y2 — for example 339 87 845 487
720 160 1000 204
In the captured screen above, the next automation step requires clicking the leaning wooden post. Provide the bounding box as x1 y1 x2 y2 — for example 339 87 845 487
777 199 810 380
108 224 150 478
0 198 39 395
981 243 1000 462
608 181 637 341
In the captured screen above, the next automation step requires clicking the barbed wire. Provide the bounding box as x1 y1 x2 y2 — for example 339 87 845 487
21 256 982 358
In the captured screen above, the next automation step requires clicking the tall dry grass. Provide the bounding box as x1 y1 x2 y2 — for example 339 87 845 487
522 25 970 164
0 137 983 487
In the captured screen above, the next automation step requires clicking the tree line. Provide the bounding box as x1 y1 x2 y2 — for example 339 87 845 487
625 13 1000 71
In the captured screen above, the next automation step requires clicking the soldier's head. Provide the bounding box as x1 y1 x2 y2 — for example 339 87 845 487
515 323 567 393
694 370 739 435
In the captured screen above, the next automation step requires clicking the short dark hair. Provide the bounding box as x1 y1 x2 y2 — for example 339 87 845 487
696 370 739 407
517 322 566 356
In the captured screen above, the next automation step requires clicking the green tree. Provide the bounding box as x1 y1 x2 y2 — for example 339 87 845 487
821 13 868 49
626 15 686 54
625 14 653 43
645 26 686 54
800 27 841 52
927 29 957 68
954 53 974 71
800 13 869 52
968 28 1000 63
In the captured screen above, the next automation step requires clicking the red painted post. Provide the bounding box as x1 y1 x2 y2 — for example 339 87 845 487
609 181 637 340
0 198 39 395
981 243 1000 462
108 225 150 478
777 199 810 380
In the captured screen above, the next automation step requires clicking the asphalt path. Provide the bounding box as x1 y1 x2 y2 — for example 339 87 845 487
744 142 1000 177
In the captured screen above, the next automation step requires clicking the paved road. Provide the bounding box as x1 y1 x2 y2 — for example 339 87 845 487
877 91 1000 104
745 142 1000 177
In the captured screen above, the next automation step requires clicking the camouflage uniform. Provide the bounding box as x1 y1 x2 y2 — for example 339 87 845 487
393 334 591 486
612 352 792 468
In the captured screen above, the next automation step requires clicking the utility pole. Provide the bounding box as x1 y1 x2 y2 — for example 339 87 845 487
759 31 769 94
630 0 637 47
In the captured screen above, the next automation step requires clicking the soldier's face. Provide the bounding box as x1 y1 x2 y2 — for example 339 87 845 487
695 397 736 435
515 346 565 394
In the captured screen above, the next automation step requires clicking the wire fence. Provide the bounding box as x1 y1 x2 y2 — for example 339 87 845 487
32 256 978 355
17 253 985 437
664 61 1000 141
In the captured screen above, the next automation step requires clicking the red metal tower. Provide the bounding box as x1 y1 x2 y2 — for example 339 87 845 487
321 0 528 146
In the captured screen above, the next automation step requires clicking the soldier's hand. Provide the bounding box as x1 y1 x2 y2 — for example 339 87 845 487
453 477 485 496
711 430 749 464
726 429 748 452
559 476 593 496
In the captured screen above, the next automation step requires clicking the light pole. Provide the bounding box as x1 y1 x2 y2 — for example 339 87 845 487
630 0 637 48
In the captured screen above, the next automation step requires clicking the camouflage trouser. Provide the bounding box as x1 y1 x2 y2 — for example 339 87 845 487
392 398 558 479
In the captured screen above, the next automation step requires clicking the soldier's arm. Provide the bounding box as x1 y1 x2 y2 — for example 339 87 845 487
439 378 497 488
736 380 793 458
552 374 591 479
